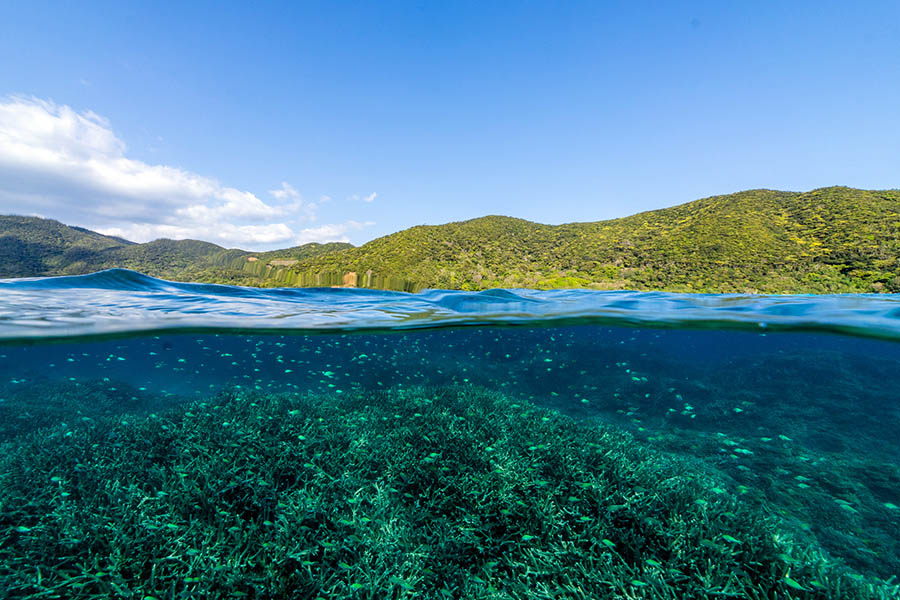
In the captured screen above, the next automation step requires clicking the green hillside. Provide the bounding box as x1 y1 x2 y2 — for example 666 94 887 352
284 186 900 293
0 216 130 277
2 186 899 292
0 215 351 285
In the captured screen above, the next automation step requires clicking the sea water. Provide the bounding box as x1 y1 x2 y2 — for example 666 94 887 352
0 270 898 599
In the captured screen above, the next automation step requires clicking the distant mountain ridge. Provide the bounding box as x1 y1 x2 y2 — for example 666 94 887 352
2 186 899 292
0 215 352 285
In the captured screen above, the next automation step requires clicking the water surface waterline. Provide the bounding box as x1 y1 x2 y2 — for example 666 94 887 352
3 268 900 341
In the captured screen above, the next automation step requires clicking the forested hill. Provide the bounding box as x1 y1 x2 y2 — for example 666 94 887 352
292 186 900 293
2 186 899 292
0 215 351 285
272 187 900 293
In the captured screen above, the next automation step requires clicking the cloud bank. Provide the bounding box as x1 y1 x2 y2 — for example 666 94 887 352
0 96 373 249
296 220 376 244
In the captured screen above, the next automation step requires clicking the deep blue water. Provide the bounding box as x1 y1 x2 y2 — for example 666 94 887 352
1 270 899 597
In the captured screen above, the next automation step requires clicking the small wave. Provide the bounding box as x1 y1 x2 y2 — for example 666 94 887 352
2 269 900 341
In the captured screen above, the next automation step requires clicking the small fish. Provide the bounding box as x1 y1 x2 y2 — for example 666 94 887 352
784 576 807 591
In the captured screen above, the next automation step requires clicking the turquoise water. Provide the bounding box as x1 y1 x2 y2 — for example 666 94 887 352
1 270 898 598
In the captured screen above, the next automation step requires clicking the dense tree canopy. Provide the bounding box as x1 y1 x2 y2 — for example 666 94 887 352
2 186 899 293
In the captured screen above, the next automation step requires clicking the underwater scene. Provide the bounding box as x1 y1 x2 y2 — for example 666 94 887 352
1 270 899 599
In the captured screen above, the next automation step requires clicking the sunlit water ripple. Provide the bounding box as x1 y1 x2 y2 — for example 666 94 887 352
2 268 900 340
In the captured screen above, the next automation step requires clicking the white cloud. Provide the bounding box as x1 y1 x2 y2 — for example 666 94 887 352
270 181 300 200
350 192 376 203
296 220 375 244
98 222 295 247
0 96 304 248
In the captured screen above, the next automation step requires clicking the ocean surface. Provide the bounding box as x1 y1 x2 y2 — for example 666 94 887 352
1 269 898 599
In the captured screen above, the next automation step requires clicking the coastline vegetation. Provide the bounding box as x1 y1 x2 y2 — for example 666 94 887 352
2 186 900 293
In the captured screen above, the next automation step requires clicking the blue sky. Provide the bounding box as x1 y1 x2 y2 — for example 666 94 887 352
1 1 898 249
